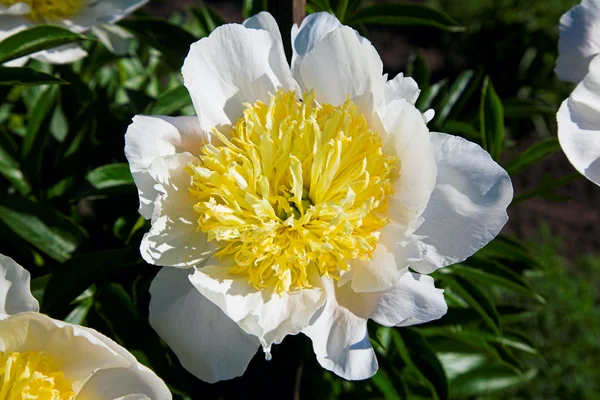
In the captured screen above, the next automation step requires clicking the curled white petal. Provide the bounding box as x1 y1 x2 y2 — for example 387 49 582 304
125 115 208 219
557 54 600 186
556 0 600 83
0 254 39 316
140 153 216 268
409 132 513 274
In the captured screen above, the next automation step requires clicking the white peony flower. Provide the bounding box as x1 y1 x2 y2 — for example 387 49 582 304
0 253 172 399
556 0 600 186
125 12 513 382
0 0 148 65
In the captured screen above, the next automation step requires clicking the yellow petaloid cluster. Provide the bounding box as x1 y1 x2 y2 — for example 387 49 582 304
0 0 84 21
0 351 75 400
188 90 396 293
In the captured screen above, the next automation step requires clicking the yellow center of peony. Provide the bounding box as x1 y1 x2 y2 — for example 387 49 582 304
0 0 84 21
189 90 396 293
0 351 75 400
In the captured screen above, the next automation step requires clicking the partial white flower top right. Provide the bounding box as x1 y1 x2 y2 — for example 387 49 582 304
556 0 600 186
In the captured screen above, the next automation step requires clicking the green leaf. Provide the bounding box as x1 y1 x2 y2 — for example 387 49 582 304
504 138 561 175
0 25 90 64
416 78 448 112
449 261 543 302
476 235 541 268
86 163 133 190
371 369 403 400
0 193 87 263
21 85 57 160
347 3 465 32
0 66 67 86
407 52 430 91
146 84 192 115
42 248 140 313
119 18 197 69
434 70 480 128
480 76 505 160
440 274 502 333
439 120 480 141
512 172 581 205
426 306 532 327
502 98 555 119
450 366 537 397
396 329 449 400
0 140 30 195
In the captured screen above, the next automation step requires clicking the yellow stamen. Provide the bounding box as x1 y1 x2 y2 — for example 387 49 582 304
0 0 84 22
0 351 75 400
189 90 396 293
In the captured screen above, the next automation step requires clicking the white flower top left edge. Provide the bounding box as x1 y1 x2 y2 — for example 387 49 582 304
0 253 172 400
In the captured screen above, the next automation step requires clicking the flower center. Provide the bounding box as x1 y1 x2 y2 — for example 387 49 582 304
188 90 396 293
0 351 75 400
0 0 84 21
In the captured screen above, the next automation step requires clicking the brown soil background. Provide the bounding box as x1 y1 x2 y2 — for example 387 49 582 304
146 0 600 257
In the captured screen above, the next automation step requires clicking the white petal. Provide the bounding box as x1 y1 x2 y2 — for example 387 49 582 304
149 267 259 383
290 11 342 88
385 72 420 105
409 132 513 274
381 100 437 234
31 44 88 64
125 115 208 219
302 279 377 381
0 254 39 316
67 328 171 400
349 272 447 327
556 0 600 83
92 24 135 56
0 312 129 392
189 263 326 352
557 55 600 186
349 242 402 293
140 153 216 268
182 23 297 133
0 3 29 15
295 26 385 118
243 11 283 45
64 0 149 32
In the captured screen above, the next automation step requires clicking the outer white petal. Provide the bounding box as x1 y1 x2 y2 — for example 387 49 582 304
409 132 513 274
140 153 216 268
149 267 259 383
0 312 129 393
0 254 39 316
125 115 208 219
68 328 171 400
556 0 600 83
243 11 283 45
189 263 326 353
557 55 600 186
31 44 88 64
92 24 135 55
296 26 385 118
348 100 436 293
64 0 149 32
349 272 447 328
182 23 297 133
385 72 420 105
290 11 342 86
302 279 377 381
303 272 446 380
